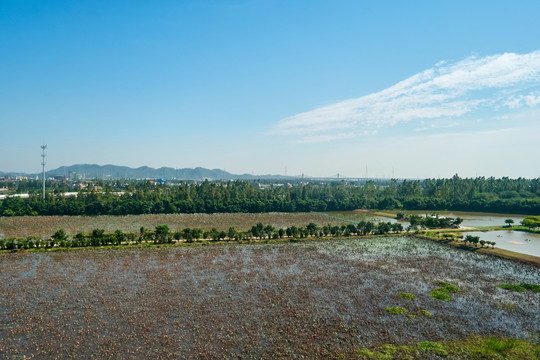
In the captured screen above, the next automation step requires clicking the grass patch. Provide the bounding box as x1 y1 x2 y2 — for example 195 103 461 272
417 341 448 356
461 336 540 359
437 281 460 293
430 288 452 301
385 306 407 315
356 337 540 359
430 281 460 301
356 344 415 360
417 309 433 317
397 292 416 300
498 302 518 312
497 283 540 292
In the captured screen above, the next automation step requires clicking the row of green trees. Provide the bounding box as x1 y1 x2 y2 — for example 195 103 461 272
0 221 406 251
463 235 496 248
1 176 539 217
397 213 464 228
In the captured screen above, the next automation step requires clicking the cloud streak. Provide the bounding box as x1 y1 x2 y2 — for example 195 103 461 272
272 51 540 142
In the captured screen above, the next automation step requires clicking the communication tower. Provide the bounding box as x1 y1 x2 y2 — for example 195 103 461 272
41 144 47 201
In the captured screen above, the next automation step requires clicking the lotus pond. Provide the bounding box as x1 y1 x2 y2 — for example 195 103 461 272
0 236 538 358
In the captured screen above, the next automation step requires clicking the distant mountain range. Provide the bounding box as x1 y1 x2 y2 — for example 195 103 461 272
0 164 292 181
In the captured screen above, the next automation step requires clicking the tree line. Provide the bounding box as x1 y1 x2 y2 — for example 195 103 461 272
1 175 539 217
1 219 503 252
0 221 408 250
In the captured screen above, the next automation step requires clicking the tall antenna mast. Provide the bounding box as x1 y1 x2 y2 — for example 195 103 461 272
41 144 47 201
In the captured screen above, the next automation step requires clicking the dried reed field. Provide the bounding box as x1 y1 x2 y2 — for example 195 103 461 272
0 212 348 238
1 237 538 358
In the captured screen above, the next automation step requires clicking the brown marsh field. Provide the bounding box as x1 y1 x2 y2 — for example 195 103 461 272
0 212 353 239
1 236 539 359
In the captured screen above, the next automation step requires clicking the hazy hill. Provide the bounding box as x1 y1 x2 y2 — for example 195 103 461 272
1 164 290 181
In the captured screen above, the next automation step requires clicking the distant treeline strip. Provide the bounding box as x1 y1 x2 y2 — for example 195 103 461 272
1 176 540 216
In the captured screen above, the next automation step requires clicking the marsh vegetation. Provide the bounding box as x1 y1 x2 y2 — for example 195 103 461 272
1 236 538 358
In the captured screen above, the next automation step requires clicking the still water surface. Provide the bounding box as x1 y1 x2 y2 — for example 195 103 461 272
324 210 526 228
404 211 526 228
462 230 540 257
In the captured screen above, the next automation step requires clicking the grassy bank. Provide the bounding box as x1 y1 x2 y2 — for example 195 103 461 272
356 336 540 359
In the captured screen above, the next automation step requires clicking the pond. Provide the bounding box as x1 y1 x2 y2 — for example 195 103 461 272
462 230 540 257
324 210 527 228
404 210 526 228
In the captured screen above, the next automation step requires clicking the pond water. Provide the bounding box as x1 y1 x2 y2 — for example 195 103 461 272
404 210 526 228
324 210 527 228
462 230 540 257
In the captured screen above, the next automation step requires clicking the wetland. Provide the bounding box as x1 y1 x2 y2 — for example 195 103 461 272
1 236 538 358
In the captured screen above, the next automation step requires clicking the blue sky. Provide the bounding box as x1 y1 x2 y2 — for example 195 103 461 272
2 0 539 178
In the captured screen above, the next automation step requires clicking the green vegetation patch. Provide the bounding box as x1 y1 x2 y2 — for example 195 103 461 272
417 341 448 356
356 337 540 359
430 281 460 301
397 292 416 300
430 288 452 301
497 283 540 292
356 344 415 360
385 306 408 315
417 309 433 317
462 336 540 359
437 281 460 293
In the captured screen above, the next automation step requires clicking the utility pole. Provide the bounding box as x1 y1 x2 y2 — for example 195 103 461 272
41 144 47 201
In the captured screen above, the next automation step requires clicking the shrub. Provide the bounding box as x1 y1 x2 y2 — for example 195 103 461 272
52 229 67 243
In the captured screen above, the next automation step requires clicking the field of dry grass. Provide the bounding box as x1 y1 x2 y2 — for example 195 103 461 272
0 212 350 238
1 237 538 358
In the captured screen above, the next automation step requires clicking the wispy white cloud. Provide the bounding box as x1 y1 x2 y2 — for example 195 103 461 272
414 121 460 132
503 91 540 109
272 51 540 142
